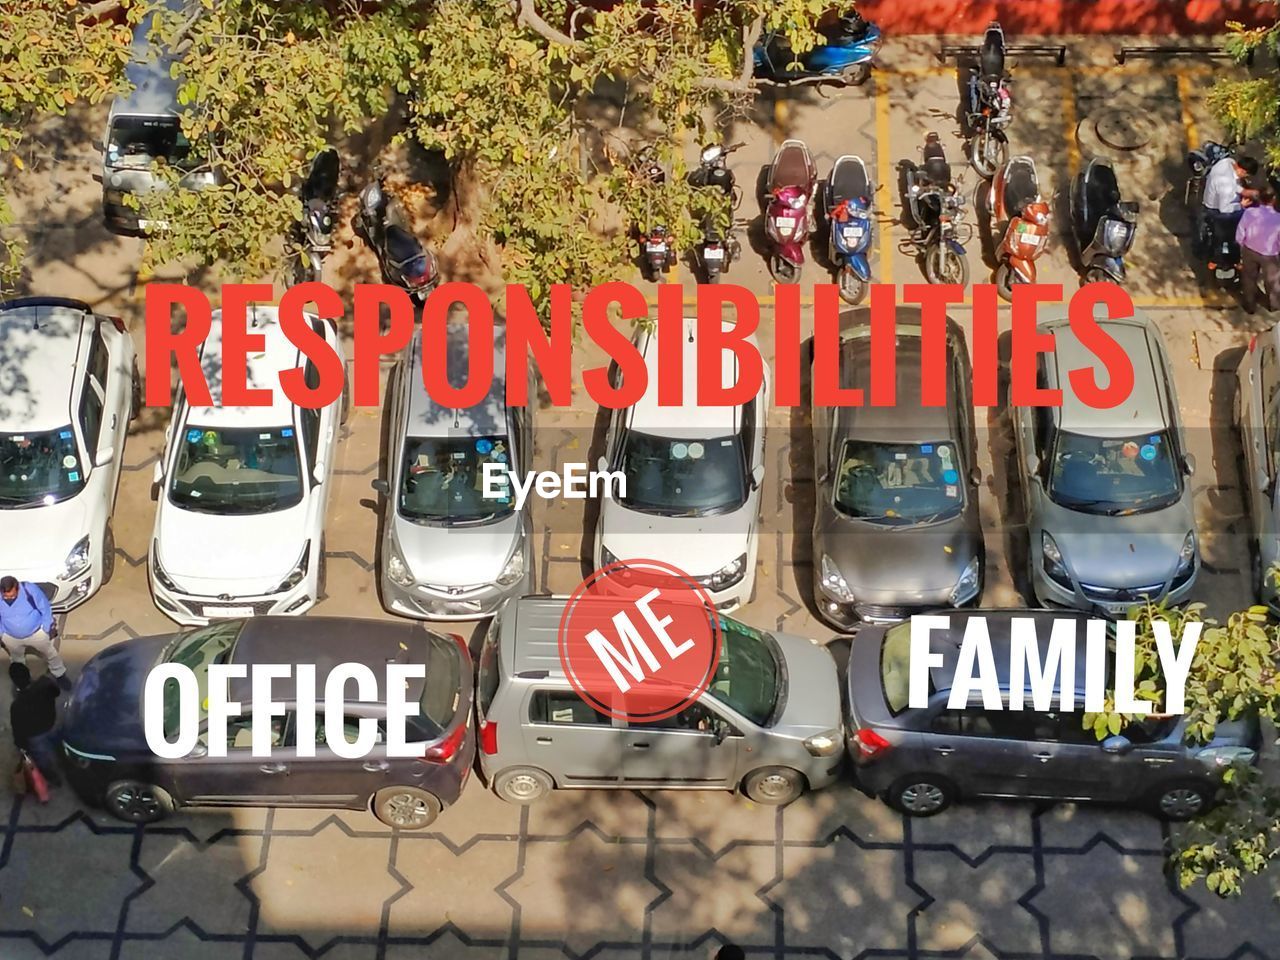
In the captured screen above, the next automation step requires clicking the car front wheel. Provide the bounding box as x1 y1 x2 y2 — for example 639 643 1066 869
743 766 805 805
1150 780 1212 821
372 786 442 829
105 780 174 824
886 774 955 817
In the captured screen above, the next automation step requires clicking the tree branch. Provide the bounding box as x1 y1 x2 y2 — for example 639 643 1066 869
512 0 579 48
77 0 125 23
740 16 764 84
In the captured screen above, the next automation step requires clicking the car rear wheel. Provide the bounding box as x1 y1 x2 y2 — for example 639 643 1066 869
1150 780 1212 821
101 522 116 586
372 786 442 829
743 766 805 805
105 780 174 824
494 767 554 805
886 774 955 816
129 360 143 421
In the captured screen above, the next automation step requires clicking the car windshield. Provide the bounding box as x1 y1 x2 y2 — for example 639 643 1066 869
707 615 780 726
399 435 513 523
1048 430 1181 515
422 631 463 732
169 425 304 515
160 620 243 740
0 427 85 507
833 439 964 525
108 116 193 166
881 622 914 715
618 431 747 517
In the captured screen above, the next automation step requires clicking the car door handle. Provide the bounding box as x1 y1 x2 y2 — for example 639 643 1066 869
630 742 651 750
1143 757 1174 765
363 760 390 772
110 414 118 430
535 736 553 744
1033 752 1053 762
260 763 287 774
933 746 955 756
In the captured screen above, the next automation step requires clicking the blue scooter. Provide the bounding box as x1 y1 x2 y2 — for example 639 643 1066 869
753 11 882 86
824 155 873 303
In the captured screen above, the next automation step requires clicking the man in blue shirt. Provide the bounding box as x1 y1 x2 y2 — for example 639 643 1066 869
0 576 69 691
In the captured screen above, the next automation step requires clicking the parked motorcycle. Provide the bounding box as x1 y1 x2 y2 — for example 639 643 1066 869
964 21 1012 179
753 10 882 86
293 147 339 284
689 141 743 283
355 178 440 302
823 155 874 303
1186 140 1239 283
763 139 817 283
1070 157 1138 285
631 150 676 281
985 155 1050 300
902 133 970 285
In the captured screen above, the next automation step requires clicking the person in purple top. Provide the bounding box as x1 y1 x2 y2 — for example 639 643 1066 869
1237 184 1280 314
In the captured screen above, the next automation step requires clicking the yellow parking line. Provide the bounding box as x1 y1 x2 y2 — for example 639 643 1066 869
874 74 894 286
773 98 788 144
1176 69 1200 151
1062 71 1080 180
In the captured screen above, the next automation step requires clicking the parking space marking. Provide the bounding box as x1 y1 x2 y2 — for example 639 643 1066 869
773 98 789 143
1061 71 1081 180
1176 69 1200 150
874 75 894 286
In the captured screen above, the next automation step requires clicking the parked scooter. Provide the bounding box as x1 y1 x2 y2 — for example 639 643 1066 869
902 133 970 285
293 147 339 284
1070 157 1138 285
964 21 1012 179
824 155 874 303
985 155 1050 300
753 10 882 86
763 139 817 283
632 150 676 281
355 178 440 303
1186 140 1239 283
689 141 743 283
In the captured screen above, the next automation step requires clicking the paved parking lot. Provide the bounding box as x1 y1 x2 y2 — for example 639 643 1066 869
1 37 1277 960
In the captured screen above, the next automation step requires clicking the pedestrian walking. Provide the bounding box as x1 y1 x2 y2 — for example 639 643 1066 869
9 663 62 788
1236 184 1280 313
0 576 70 691
1203 153 1260 271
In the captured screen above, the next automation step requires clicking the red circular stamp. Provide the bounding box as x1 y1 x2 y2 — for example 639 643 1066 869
557 559 722 723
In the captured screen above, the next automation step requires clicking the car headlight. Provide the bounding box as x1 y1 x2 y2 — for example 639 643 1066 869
386 545 414 587
273 541 311 594
61 536 92 580
600 544 623 570
820 554 856 603
1041 531 1073 590
151 542 178 592
1176 531 1197 573
700 554 747 590
949 555 981 606
1197 746 1257 769
496 548 525 587
803 731 843 757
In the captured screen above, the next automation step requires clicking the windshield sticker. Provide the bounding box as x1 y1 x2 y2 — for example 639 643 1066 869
720 439 733 446
671 442 689 460
475 438 494 454
62 455 77 469
58 430 72 440
186 428 202 442
67 471 80 482
1140 443 1158 461
494 452 508 463
1121 441 1140 459
920 444 933 453
259 433 271 440
11 435 24 443
451 451 467 460
946 484 958 498
281 428 294 437
189 489 201 497
202 430 219 447
942 468 959 484
1149 435 1161 444
688 442 705 460
894 452 907 460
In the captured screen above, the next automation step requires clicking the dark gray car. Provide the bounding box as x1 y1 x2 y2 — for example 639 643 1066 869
812 311 984 627
845 610 1260 819
61 617 475 829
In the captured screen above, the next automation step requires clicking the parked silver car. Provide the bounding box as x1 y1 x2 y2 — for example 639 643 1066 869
475 596 845 806
373 325 533 619
1012 311 1198 615
812 311 983 627
846 610 1261 819
1235 323 1280 612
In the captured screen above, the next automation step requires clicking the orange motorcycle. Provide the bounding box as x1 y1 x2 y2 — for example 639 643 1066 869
986 156 1050 301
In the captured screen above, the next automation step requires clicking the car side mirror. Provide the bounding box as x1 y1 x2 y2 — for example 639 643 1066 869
969 467 983 486
713 722 731 745
312 463 325 485
370 478 390 496
750 464 765 490
1024 454 1040 479
93 447 115 468
1100 734 1133 755
1182 453 1196 477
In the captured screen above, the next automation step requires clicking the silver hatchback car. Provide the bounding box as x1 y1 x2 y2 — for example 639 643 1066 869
1012 311 1198 615
475 596 845 806
1235 323 1280 612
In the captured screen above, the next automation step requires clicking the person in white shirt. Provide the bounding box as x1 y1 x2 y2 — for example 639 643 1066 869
1202 154 1259 270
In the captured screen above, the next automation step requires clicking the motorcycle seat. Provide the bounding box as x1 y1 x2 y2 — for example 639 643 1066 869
923 156 952 187
829 160 869 206
1004 161 1039 214
771 147 812 192
979 25 1005 81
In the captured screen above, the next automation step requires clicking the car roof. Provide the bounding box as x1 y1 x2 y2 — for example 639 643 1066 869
405 325 508 438
626 317 747 438
227 616 439 702
1045 313 1170 438
187 306 311 429
833 323 960 441
502 596 571 681
0 298 91 432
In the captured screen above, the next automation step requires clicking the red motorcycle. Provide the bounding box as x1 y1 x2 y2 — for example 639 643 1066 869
986 155 1050 301
764 139 817 283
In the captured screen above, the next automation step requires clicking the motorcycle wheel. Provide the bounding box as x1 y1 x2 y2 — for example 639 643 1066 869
1084 267 1112 285
926 244 969 286
995 262 1017 302
841 62 872 86
769 256 801 283
838 266 867 304
968 132 1006 180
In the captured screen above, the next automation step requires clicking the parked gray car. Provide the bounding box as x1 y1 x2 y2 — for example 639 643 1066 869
373 324 533 619
845 610 1260 819
1235 322 1280 612
1012 311 1198 615
812 311 983 627
475 596 845 806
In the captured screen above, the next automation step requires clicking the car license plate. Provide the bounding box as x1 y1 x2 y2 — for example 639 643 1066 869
704 248 725 260
645 242 667 253
204 605 254 618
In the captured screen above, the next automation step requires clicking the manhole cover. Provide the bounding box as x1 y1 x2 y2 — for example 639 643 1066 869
1093 109 1155 150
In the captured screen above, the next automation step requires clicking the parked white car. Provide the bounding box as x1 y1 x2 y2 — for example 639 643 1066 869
0 297 138 611
593 317 768 610
149 305 344 624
